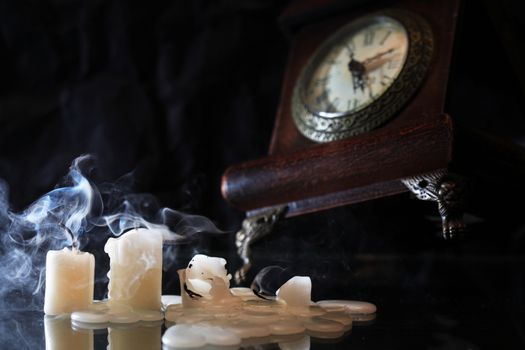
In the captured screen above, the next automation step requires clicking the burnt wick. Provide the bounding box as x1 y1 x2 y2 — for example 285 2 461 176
58 223 78 251
184 283 202 299
252 288 271 300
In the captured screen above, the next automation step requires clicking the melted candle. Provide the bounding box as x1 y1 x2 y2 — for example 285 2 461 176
161 254 377 348
64 251 375 348
71 228 164 326
104 228 163 311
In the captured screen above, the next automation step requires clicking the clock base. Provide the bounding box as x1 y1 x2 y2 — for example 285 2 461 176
222 115 453 215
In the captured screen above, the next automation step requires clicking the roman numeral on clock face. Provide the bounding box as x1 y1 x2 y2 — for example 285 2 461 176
363 30 375 46
347 99 360 110
379 30 392 45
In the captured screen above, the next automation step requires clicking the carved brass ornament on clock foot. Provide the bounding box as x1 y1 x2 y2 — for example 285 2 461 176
234 206 288 284
402 170 467 240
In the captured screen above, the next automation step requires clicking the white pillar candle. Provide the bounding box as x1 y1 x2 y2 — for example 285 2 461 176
44 315 93 350
104 228 163 311
44 247 95 315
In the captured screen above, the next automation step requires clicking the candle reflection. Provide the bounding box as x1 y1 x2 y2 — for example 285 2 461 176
42 314 354 350
44 315 93 350
108 322 162 350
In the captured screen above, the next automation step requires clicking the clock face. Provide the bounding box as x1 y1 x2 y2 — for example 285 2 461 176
303 17 409 117
292 11 433 143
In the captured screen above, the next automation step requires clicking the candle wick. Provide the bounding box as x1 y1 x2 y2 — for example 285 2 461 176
58 223 78 250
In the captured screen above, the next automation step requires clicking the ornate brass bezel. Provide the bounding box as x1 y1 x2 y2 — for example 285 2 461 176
292 10 434 143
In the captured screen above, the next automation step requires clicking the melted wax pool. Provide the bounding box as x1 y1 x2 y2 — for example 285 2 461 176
161 288 375 348
58 254 377 349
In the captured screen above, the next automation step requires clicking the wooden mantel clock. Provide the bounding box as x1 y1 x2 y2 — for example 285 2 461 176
222 0 464 282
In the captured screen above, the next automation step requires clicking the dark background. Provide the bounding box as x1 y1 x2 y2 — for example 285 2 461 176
1 0 525 348
1 0 524 227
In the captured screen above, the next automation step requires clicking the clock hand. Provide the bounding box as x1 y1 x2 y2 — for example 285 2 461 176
362 48 397 97
347 48 396 93
363 48 395 65
347 57 367 92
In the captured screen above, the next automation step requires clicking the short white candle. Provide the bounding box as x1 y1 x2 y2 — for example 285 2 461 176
44 247 95 315
104 228 163 311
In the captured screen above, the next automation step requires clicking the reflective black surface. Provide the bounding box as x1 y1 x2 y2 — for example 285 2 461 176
1 252 524 349
1 193 525 349
0 296 523 349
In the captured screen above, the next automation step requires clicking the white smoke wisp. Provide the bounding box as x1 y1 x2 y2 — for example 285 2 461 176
95 198 224 275
0 155 223 311
17 155 98 247
0 155 100 310
98 205 222 241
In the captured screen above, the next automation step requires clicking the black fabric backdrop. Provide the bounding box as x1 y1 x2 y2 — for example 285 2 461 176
0 0 288 231
1 0 524 224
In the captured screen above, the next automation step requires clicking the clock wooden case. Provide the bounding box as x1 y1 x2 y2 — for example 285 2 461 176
222 0 460 219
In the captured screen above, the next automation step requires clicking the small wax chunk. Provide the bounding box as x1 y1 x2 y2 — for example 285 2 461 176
179 254 239 308
44 248 95 315
104 228 163 311
269 320 306 335
317 300 377 314
174 313 213 324
302 317 346 333
289 305 326 317
71 311 110 324
229 287 255 297
350 313 377 323
243 309 281 319
185 254 231 297
276 276 312 307
107 312 140 324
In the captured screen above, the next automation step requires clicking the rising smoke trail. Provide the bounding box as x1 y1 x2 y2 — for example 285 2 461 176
0 155 222 311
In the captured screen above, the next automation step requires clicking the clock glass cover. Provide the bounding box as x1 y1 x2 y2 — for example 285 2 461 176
292 11 433 142
304 17 408 116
